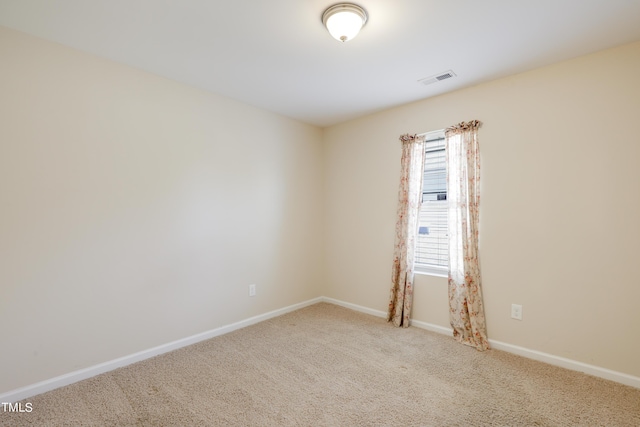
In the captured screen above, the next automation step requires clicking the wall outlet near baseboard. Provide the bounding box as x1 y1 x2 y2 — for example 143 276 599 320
249 284 256 297
511 304 523 320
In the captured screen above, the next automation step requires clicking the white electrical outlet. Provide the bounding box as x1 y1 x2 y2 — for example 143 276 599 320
511 304 523 320
249 284 256 297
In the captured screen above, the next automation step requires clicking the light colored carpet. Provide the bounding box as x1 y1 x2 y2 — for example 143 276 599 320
1 302 639 426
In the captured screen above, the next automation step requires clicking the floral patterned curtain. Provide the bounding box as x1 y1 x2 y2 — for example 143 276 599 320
446 120 490 350
388 134 426 328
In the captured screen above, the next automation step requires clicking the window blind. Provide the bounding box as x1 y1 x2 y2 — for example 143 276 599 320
415 136 448 269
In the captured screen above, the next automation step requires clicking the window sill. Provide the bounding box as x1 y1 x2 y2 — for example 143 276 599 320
414 266 448 278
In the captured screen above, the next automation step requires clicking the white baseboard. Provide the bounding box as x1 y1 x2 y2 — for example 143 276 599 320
487 339 640 389
319 297 455 337
410 318 454 336
320 296 454 336
3 295 638 402
320 297 387 318
321 297 640 390
0 297 323 403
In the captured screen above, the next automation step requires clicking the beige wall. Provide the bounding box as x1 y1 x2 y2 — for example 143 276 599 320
0 27 324 393
324 41 640 377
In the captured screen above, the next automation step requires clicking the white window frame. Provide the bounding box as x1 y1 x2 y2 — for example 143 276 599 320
414 129 448 278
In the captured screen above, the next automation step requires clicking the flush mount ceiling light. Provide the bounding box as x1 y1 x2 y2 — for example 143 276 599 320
322 3 368 42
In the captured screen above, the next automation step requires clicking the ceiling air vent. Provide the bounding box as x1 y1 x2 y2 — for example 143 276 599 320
418 70 457 86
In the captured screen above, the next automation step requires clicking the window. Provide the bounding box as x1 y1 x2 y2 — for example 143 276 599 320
415 130 448 276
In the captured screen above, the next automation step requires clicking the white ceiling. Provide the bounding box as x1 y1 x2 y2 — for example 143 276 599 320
1 0 640 127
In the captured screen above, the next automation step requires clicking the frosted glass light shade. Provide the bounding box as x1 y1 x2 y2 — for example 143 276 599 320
322 4 368 42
